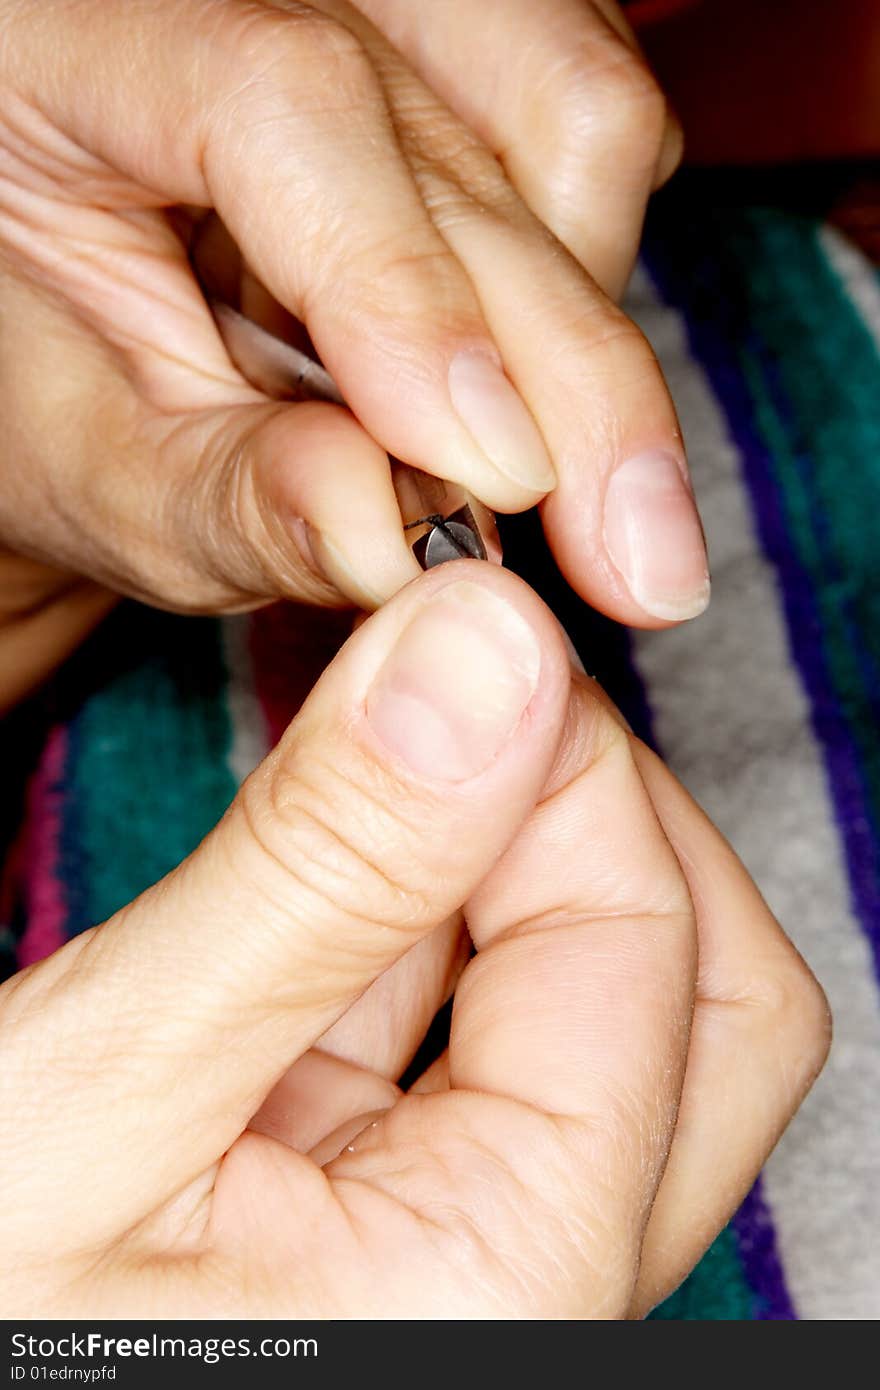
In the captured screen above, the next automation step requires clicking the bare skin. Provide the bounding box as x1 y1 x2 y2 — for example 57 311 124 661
0 0 706 712
0 565 829 1317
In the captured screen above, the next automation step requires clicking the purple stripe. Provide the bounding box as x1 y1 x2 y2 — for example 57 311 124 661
640 245 806 1318
731 1179 797 1319
643 242 880 985
618 615 782 1318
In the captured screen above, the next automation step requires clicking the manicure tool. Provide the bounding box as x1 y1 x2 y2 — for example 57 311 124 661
210 299 502 572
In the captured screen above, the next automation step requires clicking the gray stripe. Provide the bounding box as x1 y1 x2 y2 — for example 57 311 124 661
625 264 880 1319
820 225 880 348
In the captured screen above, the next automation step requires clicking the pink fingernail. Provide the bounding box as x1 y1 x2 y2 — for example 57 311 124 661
602 451 710 621
448 351 556 493
367 580 540 782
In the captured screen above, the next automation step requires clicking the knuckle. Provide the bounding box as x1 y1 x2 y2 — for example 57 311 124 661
558 304 662 391
148 417 253 611
589 53 667 144
211 5 375 133
233 3 366 75
753 949 832 1096
293 6 365 60
655 108 685 186
551 41 669 172
419 150 510 225
282 7 374 90
155 407 338 613
404 112 519 221
593 319 661 387
238 745 437 940
306 230 482 347
326 235 456 306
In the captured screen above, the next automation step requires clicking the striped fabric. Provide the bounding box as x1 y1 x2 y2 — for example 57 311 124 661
3 181 880 1318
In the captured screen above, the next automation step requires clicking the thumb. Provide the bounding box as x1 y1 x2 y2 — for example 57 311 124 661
0 563 570 1251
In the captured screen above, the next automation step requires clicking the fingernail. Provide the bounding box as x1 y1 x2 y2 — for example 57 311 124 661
448 351 556 493
290 519 386 608
308 529 387 608
367 580 540 781
309 1109 391 1167
602 451 710 621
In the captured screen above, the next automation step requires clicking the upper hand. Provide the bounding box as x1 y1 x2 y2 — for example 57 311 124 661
0 0 707 708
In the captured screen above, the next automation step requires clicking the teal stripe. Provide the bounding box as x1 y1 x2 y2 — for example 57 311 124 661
722 213 880 850
650 1228 754 1320
66 608 236 927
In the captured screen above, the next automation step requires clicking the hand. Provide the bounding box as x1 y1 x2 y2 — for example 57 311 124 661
0 0 707 710
0 563 827 1317
353 0 684 299
0 552 117 713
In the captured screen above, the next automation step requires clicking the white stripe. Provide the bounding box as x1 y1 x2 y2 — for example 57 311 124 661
625 264 880 1319
819 224 880 349
220 615 271 786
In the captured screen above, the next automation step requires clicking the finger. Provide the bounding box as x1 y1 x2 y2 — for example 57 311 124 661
318 912 467 1078
203 272 708 628
429 190 709 626
328 678 698 1317
348 23 708 625
584 0 685 187
464 668 828 1314
409 1050 450 1095
627 740 831 1315
6 0 555 512
249 915 465 1156
0 562 569 1250
249 1049 399 1157
354 0 682 298
148 398 423 611
0 275 419 611
0 554 118 713
5 0 701 624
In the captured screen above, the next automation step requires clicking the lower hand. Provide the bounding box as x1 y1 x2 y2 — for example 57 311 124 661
0 564 827 1317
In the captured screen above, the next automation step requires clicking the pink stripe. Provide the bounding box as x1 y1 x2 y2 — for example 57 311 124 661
18 725 69 967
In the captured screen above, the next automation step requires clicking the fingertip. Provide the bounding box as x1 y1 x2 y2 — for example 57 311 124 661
306 524 421 612
602 450 710 622
313 312 557 515
446 349 557 500
541 453 711 629
652 105 686 191
355 561 570 787
291 559 571 806
251 402 422 608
